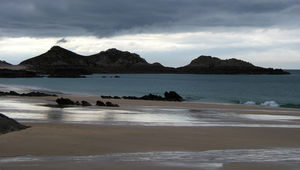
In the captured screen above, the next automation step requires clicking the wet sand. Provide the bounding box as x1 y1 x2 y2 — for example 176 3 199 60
1 95 300 169
1 123 300 169
2 123 300 156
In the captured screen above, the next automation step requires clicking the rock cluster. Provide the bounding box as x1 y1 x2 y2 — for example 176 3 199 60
56 97 119 107
95 100 120 107
0 91 57 97
102 91 184 102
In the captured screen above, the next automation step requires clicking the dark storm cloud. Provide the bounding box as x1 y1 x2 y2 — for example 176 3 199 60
56 38 68 44
0 0 299 37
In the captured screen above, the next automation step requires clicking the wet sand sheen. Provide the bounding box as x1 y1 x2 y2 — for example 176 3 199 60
2 148 300 170
1 96 300 169
1 123 300 156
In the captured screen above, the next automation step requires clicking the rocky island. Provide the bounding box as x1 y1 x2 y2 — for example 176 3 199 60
0 46 289 77
178 55 289 74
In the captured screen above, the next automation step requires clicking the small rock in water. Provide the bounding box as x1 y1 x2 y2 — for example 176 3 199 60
164 91 183 101
140 93 164 101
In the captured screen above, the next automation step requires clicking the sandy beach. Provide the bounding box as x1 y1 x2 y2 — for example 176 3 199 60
2 123 300 156
1 95 300 169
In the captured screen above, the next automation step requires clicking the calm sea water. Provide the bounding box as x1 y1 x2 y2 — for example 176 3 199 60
0 70 299 107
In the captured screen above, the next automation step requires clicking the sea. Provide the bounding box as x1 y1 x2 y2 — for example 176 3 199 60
0 70 300 108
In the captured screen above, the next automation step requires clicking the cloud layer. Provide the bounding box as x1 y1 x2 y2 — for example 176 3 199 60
0 0 300 69
0 0 300 37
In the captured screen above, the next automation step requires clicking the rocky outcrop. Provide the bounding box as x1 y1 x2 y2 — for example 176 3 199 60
81 101 92 106
164 91 183 101
140 93 165 101
96 100 106 106
0 91 57 97
105 101 119 107
56 98 76 106
96 100 119 107
0 113 30 134
178 56 289 74
56 97 119 107
103 91 184 102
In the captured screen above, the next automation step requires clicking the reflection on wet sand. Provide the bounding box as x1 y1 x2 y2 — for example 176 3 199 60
1 98 300 127
1 148 300 169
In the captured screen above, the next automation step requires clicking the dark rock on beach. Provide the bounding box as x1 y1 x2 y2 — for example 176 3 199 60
96 100 106 106
0 113 30 134
0 91 57 97
81 100 92 106
56 98 76 106
105 101 119 107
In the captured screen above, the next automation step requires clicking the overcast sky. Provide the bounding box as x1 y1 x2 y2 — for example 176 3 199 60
0 0 300 69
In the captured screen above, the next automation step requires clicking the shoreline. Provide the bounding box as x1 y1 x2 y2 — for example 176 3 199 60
2 94 300 112
1 81 300 109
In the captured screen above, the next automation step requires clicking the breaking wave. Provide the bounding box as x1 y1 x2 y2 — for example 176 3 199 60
243 100 300 109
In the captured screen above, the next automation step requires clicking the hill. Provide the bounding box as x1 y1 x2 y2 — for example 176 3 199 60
20 46 174 75
178 55 289 74
0 60 12 67
19 46 289 75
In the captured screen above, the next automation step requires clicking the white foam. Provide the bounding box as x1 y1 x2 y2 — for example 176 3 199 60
261 101 280 107
244 101 256 105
